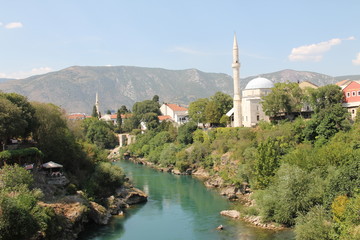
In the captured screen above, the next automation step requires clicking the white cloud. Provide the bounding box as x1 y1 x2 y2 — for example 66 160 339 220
169 46 205 55
5 22 23 29
289 37 355 62
353 52 360 66
0 67 52 79
0 22 3 26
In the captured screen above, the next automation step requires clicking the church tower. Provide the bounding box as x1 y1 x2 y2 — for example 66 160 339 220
232 34 242 127
95 92 100 117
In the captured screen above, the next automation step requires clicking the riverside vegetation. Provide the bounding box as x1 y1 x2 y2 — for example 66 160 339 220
120 84 360 240
0 92 146 240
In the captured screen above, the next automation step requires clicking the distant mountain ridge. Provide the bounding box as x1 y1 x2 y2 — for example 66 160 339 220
0 66 358 113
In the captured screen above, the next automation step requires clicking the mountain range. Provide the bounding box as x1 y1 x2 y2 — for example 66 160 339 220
0 66 358 114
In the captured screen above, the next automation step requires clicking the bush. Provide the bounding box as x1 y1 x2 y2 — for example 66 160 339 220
295 205 333 240
86 162 125 197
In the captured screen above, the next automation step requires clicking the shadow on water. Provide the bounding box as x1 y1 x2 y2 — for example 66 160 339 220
78 160 295 240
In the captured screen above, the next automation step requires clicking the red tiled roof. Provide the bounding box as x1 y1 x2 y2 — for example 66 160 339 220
67 114 86 120
166 103 188 112
336 79 351 87
158 115 172 121
109 113 133 119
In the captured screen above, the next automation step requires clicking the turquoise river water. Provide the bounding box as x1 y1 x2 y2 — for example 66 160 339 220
78 160 295 240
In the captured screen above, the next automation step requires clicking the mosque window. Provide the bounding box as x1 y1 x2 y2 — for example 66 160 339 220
352 91 356 96
358 91 360 96
346 92 350 98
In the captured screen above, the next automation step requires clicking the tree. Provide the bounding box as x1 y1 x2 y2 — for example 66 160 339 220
177 122 198 145
85 120 118 149
115 109 122 133
254 137 281 189
132 100 160 116
210 91 233 116
0 92 36 137
307 84 344 113
152 95 159 103
118 105 129 114
303 85 350 143
205 101 222 126
188 98 209 125
262 82 303 118
92 105 98 118
142 112 160 130
106 110 111 114
0 97 27 149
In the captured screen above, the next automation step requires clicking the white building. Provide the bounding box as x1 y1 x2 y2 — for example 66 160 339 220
241 77 274 127
160 103 189 124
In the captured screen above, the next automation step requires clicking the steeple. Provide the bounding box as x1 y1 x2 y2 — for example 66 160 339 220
95 92 100 117
232 33 242 127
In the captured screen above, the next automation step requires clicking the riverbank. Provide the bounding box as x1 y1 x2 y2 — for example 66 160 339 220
38 180 147 240
122 153 286 231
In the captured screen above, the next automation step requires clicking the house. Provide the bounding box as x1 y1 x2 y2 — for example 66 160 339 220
158 115 172 122
341 80 360 119
160 103 189 124
100 113 132 125
67 113 87 120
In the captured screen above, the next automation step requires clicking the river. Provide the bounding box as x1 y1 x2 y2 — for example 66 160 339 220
78 160 295 240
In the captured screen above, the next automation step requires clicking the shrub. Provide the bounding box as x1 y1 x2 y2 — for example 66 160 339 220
295 205 333 240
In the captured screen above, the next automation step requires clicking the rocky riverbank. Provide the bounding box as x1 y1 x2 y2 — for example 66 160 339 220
123 154 286 230
40 184 147 240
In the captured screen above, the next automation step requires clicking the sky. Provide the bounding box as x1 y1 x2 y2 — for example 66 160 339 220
0 0 359 79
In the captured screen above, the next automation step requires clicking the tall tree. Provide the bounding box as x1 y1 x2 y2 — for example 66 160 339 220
92 105 98 118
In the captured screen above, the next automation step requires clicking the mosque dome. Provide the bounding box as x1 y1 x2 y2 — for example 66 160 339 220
244 77 274 90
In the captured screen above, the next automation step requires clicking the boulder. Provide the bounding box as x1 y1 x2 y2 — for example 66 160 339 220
88 201 111 225
116 187 148 205
220 210 240 219
106 195 129 215
220 186 239 200
205 176 224 188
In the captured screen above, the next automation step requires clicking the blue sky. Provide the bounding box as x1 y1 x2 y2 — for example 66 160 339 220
0 0 359 79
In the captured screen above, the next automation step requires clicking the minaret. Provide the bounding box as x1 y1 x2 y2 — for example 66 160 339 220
95 92 100 116
232 33 242 127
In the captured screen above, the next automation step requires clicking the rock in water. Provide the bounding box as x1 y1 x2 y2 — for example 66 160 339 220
220 210 240 219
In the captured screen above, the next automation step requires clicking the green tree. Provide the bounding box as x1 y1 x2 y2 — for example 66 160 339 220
92 105 98 118
295 206 333 240
254 137 281 189
188 98 209 125
142 112 160 130
115 109 122 133
262 82 303 118
177 122 198 145
152 95 159 103
0 92 37 137
0 97 27 150
106 110 111 114
132 100 160 116
85 120 117 149
307 84 344 113
205 101 222 126
118 105 129 114
210 91 233 116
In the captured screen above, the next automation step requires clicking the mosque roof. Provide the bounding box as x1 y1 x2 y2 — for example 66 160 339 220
244 77 274 90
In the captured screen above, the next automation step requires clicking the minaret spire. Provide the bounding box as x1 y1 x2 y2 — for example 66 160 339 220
232 33 242 127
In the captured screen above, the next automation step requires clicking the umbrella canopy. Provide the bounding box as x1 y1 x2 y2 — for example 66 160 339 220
42 161 63 169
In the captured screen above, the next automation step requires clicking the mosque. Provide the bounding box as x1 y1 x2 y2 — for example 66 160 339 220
227 34 274 127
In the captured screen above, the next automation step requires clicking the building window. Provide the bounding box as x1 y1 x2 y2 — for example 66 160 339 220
358 91 360 96
352 109 355 114
346 92 351 98
257 115 260 121
353 91 356 96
